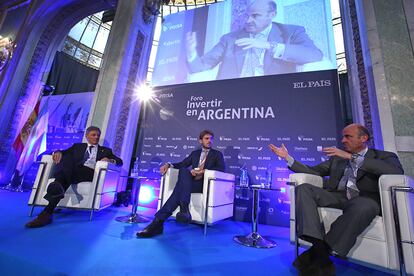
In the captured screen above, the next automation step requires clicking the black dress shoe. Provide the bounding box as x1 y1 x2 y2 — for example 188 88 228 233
25 211 52 228
136 219 164 238
293 249 312 270
176 211 192 224
299 260 336 276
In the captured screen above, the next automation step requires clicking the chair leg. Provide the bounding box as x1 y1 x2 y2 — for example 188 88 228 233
29 205 35 217
89 209 94 221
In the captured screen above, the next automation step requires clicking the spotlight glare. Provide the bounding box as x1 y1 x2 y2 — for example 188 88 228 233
138 185 154 204
135 84 154 102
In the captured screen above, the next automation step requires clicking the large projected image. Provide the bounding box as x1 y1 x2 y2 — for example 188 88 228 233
152 0 337 87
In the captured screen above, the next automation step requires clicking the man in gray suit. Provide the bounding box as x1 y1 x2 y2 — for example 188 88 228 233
269 124 403 275
186 0 323 79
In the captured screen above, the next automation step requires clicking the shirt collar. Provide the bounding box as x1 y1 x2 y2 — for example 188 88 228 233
358 147 368 156
252 23 272 39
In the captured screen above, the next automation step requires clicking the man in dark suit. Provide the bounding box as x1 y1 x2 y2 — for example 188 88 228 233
186 0 323 79
137 129 225 238
269 124 404 275
25 126 123 228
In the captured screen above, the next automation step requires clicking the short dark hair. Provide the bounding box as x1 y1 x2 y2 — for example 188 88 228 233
199 129 214 140
268 1 277 13
356 125 370 140
85 126 101 135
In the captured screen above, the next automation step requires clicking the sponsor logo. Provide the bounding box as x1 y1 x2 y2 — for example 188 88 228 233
256 135 270 141
139 168 149 172
257 166 267 171
268 208 274 213
186 136 197 141
166 145 178 149
170 152 181 158
275 167 288 172
276 177 290 182
258 156 271 160
224 156 231 159
235 194 250 201
238 137 250 141
219 136 232 141
237 154 251 160
277 137 291 141
172 137 181 141
317 146 323 152
144 137 153 141
142 152 152 156
294 147 308 152
156 153 166 157
300 157 316 162
157 136 167 141
150 161 161 165
235 206 248 211
297 135 313 141
143 144 151 148
158 93 174 98
216 146 226 150
229 165 241 169
321 137 336 141
247 146 263 151
251 165 257 171
141 160 147 164
155 145 162 148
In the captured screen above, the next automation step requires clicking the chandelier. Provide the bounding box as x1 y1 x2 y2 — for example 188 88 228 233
0 36 15 72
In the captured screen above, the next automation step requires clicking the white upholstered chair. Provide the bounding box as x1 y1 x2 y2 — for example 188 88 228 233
28 154 121 220
289 173 414 275
157 168 235 235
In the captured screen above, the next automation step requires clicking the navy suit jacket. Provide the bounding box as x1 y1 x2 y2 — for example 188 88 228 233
188 22 323 79
290 149 404 206
172 148 225 173
60 143 123 166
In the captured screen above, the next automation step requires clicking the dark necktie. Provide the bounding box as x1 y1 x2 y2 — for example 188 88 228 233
338 160 359 199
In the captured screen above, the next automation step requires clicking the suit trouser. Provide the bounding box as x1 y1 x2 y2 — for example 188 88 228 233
155 168 203 221
296 183 380 256
43 155 94 213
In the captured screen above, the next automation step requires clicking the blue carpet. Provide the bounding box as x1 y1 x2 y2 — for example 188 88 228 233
0 190 392 275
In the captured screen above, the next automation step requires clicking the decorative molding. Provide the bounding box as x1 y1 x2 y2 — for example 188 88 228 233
113 30 145 155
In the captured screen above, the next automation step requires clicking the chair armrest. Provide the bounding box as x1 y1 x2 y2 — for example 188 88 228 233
202 170 235 206
289 173 323 188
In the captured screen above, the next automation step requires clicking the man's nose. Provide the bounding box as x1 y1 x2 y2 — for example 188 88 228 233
246 16 253 23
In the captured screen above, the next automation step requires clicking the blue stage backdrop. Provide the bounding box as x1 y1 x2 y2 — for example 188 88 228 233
137 70 343 226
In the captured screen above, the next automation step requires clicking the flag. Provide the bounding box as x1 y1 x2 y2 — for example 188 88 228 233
15 97 50 176
12 100 41 159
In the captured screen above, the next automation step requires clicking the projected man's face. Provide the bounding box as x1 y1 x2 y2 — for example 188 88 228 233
245 1 276 34
200 134 213 149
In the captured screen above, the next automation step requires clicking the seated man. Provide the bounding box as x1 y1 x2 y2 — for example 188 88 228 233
25 126 123 228
137 129 225 238
269 124 403 275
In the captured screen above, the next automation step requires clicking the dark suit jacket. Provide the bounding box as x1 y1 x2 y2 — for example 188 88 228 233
289 149 404 205
60 143 123 166
172 148 225 173
188 22 323 79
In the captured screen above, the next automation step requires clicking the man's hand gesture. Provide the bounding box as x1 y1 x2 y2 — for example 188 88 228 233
159 163 170 175
322 147 352 160
269 143 289 160
235 38 269 50
52 151 62 164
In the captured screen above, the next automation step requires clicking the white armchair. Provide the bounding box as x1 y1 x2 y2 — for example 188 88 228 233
289 173 414 275
28 154 121 220
158 168 235 235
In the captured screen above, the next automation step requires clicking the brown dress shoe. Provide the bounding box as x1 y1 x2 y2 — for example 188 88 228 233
25 211 52 228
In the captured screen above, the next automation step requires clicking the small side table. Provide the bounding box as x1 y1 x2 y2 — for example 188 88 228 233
234 184 279 248
115 176 157 224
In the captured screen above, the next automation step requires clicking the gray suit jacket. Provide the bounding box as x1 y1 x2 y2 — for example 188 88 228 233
290 149 404 205
188 22 323 79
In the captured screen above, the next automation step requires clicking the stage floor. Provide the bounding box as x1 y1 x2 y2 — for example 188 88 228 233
0 190 392 275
